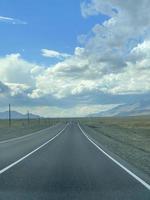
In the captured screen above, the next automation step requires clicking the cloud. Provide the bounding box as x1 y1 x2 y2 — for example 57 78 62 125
0 53 45 100
41 49 70 59
130 40 150 62
0 16 27 25
4 103 116 118
0 47 150 116
0 53 42 85
0 81 10 95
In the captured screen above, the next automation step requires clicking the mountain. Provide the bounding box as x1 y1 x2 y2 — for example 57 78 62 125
89 100 150 117
0 111 40 119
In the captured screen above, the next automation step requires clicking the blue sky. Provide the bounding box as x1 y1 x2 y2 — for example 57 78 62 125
0 0 108 64
0 0 150 117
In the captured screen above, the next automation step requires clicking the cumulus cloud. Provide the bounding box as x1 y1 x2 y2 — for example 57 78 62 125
80 0 150 72
0 16 27 25
79 0 150 92
0 53 45 100
0 81 10 95
41 49 70 59
130 40 150 62
0 53 43 85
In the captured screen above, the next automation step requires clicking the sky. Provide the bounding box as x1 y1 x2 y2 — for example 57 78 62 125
0 0 150 117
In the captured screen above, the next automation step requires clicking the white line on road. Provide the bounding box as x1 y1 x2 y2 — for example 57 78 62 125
0 124 68 175
78 123 150 191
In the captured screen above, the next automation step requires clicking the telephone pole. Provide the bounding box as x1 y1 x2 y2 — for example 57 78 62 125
27 111 30 127
38 117 40 126
9 104 11 128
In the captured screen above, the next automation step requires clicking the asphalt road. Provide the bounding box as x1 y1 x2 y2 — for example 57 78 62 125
0 121 149 199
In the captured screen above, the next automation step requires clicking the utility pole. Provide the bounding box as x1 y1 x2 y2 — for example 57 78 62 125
38 117 40 126
9 104 11 128
27 111 30 127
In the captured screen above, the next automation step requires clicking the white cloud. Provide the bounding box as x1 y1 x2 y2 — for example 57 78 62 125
30 41 150 100
74 47 85 56
130 40 150 62
0 53 44 98
41 49 70 59
6 83 30 96
0 53 42 85
1 41 150 103
0 16 27 25
0 81 10 96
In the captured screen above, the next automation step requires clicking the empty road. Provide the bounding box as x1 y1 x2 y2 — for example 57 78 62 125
0 122 149 199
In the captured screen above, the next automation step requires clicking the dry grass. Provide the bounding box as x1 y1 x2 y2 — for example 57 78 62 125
79 116 150 178
0 118 61 141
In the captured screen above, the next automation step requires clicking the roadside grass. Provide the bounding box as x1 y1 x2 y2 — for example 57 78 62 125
0 118 62 141
79 116 150 178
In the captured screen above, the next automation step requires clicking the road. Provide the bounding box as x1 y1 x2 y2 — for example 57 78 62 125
0 121 149 199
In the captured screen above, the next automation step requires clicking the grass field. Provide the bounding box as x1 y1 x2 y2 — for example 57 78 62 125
79 116 150 179
0 118 62 141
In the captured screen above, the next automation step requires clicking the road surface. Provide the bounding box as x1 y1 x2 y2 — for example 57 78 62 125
0 121 149 199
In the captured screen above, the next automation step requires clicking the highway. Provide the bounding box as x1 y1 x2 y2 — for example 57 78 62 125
0 121 149 199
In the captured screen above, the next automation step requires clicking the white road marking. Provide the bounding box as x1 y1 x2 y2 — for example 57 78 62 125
0 124 68 175
0 124 60 144
78 123 150 191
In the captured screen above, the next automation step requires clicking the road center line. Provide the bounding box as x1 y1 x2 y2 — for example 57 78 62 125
0 124 68 175
78 123 150 191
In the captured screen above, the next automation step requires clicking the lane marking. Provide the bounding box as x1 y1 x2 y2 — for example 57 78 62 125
78 123 150 191
0 124 68 175
0 123 61 144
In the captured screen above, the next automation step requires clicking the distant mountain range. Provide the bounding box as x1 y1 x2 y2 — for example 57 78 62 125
0 111 40 119
89 100 150 117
